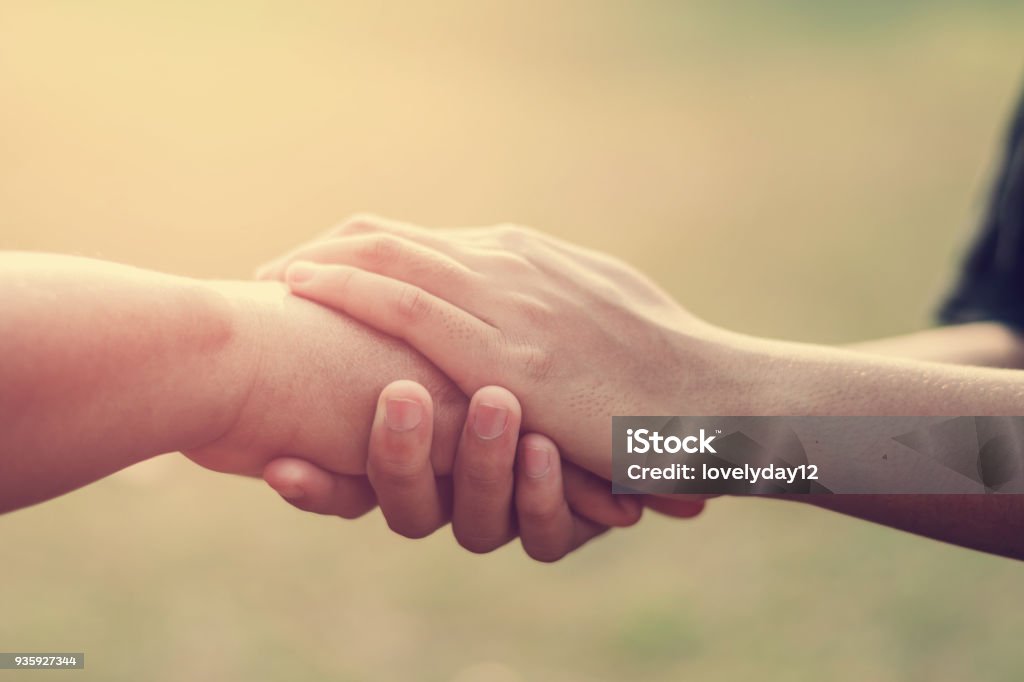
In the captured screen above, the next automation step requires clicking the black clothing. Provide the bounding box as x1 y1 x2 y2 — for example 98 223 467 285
940 88 1024 327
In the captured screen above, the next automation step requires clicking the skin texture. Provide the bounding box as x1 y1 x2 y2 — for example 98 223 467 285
0 251 654 554
267 214 1024 560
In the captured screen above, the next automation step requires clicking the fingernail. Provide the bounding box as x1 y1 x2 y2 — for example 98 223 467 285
276 485 305 500
385 398 423 432
523 445 550 478
286 261 316 284
473 403 509 440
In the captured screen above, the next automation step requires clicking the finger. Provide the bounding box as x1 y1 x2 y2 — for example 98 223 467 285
286 262 497 392
258 234 480 308
263 457 377 519
255 214 454 280
515 434 608 562
561 461 644 528
366 380 448 539
438 224 672 308
254 223 349 280
451 386 521 553
644 495 708 519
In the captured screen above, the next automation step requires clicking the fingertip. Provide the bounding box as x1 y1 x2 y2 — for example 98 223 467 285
253 262 280 281
517 433 558 479
673 500 706 518
264 458 379 518
285 260 319 286
614 495 644 526
469 386 521 441
377 380 433 433
262 457 310 500
263 457 337 508
523 542 569 564
645 496 707 519
592 496 643 528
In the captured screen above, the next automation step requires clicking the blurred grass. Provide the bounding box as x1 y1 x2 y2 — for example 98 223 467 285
2 1 1024 680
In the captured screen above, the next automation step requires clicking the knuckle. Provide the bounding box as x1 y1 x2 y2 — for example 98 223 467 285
369 456 428 489
365 234 403 266
497 253 536 273
484 224 534 253
379 457 425 481
512 295 553 326
498 223 535 242
336 213 386 235
518 500 564 527
460 460 510 488
594 278 626 306
332 267 356 297
425 255 467 282
395 285 432 322
514 344 555 382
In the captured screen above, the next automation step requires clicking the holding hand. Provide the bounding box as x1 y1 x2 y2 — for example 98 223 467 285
259 215 738 480
262 380 654 562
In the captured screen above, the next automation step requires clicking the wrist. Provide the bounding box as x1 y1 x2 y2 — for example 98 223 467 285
192 279 470 476
190 279 288 451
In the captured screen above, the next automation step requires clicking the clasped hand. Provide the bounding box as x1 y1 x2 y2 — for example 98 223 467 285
220 215 710 561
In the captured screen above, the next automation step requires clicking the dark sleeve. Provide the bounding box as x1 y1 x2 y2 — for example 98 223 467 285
938 87 1024 328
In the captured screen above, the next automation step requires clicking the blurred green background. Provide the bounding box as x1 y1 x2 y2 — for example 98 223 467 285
2 1 1023 680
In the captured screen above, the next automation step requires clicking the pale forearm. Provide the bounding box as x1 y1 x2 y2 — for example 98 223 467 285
725 330 1024 558
845 322 1024 369
733 331 1024 417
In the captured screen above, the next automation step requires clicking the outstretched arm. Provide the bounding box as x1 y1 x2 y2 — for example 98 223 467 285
0 251 469 513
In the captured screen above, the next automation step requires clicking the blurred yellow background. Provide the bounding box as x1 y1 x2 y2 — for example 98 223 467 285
2 1 1023 680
